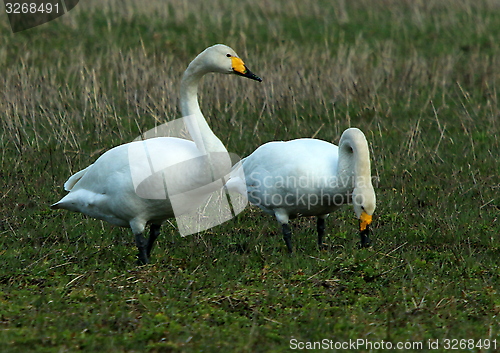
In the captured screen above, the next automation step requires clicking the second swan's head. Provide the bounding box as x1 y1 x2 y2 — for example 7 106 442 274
193 44 262 82
339 127 376 247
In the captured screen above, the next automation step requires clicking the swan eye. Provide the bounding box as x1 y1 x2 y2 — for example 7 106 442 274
226 54 232 57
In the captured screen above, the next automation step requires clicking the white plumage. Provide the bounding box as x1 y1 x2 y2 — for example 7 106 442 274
226 128 376 251
51 44 262 264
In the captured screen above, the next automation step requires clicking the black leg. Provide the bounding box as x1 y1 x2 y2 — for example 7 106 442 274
317 217 326 249
147 224 161 257
282 223 293 253
135 233 149 265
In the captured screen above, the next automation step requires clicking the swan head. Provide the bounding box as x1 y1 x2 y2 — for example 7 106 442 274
194 44 262 82
352 185 376 247
338 127 376 246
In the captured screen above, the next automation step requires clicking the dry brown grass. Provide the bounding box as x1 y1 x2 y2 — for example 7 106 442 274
1 0 499 153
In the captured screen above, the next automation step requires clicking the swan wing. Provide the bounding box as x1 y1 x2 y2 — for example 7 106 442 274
63 165 92 191
52 137 214 224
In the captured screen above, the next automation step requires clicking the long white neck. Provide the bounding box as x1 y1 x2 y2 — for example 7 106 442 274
337 128 372 190
180 61 227 155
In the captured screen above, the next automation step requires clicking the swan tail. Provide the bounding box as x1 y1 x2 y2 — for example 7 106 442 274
50 202 61 210
50 194 76 211
50 190 94 212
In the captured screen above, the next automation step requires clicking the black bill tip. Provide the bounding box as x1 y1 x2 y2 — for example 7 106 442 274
359 227 372 248
234 67 262 82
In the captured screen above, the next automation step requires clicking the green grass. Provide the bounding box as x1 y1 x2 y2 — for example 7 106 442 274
1 0 499 351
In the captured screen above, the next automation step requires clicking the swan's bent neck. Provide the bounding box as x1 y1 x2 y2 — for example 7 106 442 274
337 129 372 189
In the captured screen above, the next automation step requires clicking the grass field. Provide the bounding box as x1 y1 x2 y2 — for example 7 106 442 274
1 0 499 351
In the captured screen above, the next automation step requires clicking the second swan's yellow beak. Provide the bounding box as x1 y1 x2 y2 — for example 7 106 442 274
231 57 262 82
360 211 372 231
359 211 372 248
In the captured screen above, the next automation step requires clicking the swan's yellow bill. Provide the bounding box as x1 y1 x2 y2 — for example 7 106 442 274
231 57 246 74
360 211 372 231
231 57 262 82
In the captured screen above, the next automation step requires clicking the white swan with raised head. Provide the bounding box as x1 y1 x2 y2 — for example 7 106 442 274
51 44 262 264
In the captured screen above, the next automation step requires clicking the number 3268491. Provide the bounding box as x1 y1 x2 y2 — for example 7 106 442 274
5 2 60 14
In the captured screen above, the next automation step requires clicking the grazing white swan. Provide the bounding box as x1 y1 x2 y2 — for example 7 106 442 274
51 44 262 264
226 128 376 252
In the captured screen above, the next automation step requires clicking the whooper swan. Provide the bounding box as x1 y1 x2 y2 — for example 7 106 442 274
51 44 262 264
226 128 376 252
